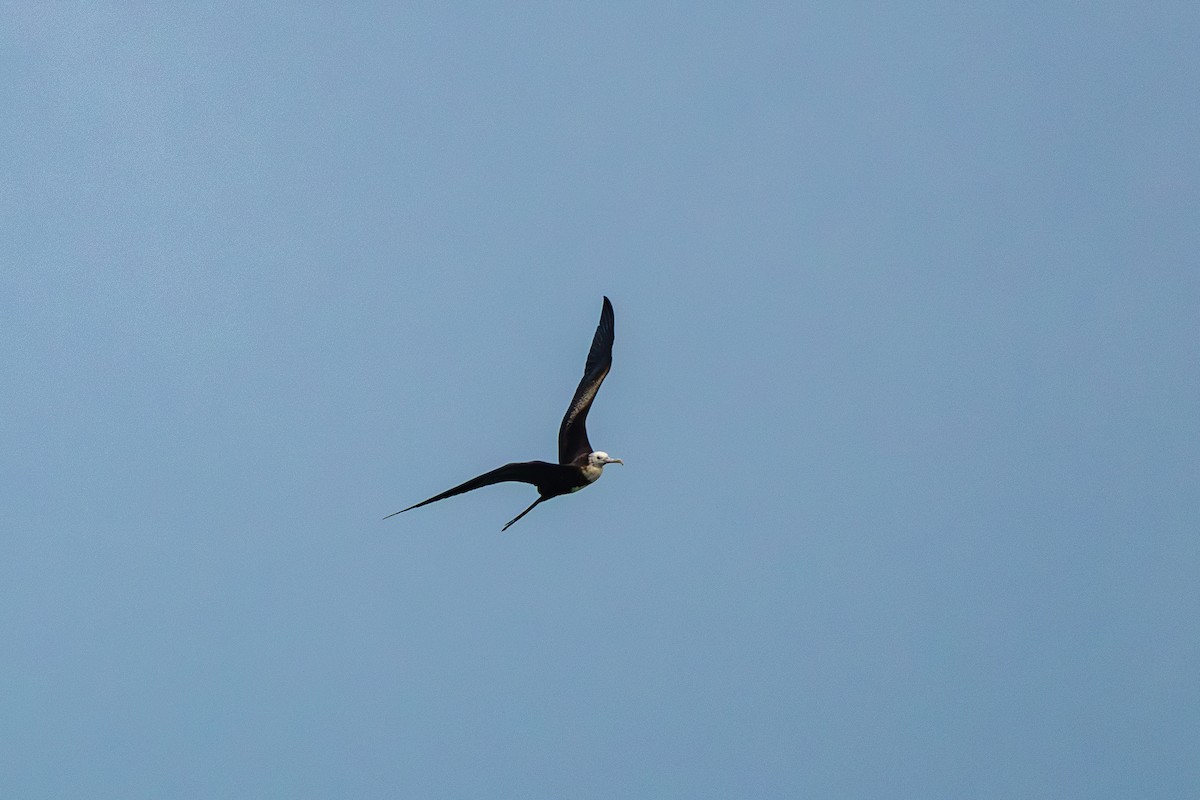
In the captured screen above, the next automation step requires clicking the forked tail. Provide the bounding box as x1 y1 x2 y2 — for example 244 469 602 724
502 496 547 532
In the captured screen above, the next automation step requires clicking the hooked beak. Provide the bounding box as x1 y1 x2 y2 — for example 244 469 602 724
606 457 624 465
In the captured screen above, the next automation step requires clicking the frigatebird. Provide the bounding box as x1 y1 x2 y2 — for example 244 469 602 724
386 296 622 531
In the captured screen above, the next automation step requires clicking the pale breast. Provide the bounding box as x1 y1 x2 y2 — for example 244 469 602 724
578 463 604 484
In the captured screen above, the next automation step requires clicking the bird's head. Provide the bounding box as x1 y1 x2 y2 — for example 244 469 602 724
588 451 624 468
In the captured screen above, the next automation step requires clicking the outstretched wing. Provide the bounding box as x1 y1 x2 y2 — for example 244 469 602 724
385 461 564 519
558 296 614 464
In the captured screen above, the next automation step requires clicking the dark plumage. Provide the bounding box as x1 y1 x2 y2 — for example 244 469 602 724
386 297 622 531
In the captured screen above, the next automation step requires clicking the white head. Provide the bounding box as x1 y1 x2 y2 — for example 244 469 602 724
588 451 623 468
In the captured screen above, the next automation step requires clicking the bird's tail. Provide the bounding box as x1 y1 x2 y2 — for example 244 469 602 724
501 496 547 532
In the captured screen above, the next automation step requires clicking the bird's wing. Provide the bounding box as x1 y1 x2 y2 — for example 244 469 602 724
385 461 564 519
558 296 614 464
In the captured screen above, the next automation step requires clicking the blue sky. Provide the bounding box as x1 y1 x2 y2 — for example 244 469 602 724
3 3 1197 797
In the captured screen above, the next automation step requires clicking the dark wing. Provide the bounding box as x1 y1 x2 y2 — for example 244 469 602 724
558 296 614 464
384 461 564 519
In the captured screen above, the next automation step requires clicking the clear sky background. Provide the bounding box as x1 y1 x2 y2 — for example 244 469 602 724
3 3 1197 797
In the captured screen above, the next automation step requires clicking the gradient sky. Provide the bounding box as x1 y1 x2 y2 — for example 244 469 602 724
3 3 1197 798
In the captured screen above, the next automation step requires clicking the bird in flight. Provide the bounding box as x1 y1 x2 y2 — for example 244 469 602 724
386 296 622 531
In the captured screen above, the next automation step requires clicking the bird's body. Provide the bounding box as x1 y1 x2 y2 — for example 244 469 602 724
387 297 621 531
